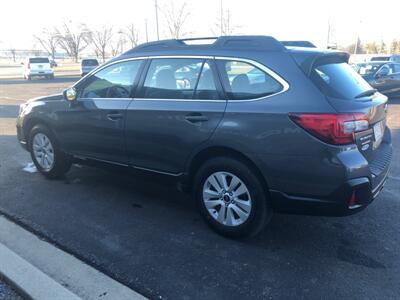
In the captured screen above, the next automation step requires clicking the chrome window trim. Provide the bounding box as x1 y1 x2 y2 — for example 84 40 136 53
74 55 290 103
134 98 226 103
79 97 133 101
214 56 290 102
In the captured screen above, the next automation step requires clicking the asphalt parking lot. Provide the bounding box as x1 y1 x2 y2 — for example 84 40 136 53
0 77 399 299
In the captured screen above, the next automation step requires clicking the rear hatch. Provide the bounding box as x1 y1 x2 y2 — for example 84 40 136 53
306 52 391 184
29 57 51 71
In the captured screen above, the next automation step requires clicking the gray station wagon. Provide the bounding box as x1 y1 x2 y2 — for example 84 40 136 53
16 36 392 238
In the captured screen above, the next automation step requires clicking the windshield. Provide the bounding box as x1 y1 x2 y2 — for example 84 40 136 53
29 57 49 63
354 63 383 75
311 62 373 100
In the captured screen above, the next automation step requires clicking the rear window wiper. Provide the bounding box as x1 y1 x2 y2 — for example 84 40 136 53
354 89 377 99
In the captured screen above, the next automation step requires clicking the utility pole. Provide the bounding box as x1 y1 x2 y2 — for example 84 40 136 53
326 16 331 48
155 0 160 40
220 0 223 36
145 19 149 42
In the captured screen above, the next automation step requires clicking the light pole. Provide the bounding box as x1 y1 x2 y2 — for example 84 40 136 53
155 0 160 40
220 0 223 36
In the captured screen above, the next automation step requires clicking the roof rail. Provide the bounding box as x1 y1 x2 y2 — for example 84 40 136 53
280 40 316 48
125 36 286 54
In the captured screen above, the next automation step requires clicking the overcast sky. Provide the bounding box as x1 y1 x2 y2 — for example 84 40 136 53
0 0 399 49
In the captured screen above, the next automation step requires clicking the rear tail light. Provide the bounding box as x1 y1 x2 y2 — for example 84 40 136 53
289 113 369 145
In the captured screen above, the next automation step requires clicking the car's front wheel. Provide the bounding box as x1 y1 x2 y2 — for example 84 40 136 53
194 157 272 238
29 125 72 179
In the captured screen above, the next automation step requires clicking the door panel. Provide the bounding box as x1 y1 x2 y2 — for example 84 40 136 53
125 100 226 173
57 59 144 163
58 99 131 163
125 58 226 174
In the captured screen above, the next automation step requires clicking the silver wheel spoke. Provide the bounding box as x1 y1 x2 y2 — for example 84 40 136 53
230 203 250 221
233 183 247 197
208 175 222 192
234 199 251 212
225 207 235 226
216 172 229 190
203 171 252 227
204 199 223 209
217 204 227 224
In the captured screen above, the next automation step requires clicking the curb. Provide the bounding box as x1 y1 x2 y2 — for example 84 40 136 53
0 215 146 300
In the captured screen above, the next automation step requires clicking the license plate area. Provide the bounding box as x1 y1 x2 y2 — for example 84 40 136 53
373 121 384 149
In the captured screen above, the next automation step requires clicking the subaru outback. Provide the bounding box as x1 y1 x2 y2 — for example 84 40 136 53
16 36 392 238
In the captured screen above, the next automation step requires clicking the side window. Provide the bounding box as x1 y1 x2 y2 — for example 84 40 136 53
81 60 142 99
142 58 204 99
393 64 400 74
194 61 219 100
217 60 283 100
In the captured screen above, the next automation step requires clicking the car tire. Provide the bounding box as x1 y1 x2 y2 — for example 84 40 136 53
28 124 72 179
50 74 54 80
27 75 31 80
193 157 272 238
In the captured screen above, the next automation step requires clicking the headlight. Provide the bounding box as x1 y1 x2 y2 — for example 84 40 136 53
18 103 29 115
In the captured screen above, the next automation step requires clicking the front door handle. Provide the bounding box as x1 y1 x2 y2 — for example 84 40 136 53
185 113 208 123
106 113 123 121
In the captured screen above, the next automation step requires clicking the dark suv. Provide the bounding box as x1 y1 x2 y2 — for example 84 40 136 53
16 36 392 237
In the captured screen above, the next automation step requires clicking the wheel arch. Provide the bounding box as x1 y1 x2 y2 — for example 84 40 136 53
23 117 54 148
186 146 270 194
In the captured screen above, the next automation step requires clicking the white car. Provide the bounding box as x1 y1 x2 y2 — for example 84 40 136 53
80 59 99 76
23 57 54 80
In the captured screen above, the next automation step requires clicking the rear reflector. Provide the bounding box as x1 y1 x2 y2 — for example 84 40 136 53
289 113 369 145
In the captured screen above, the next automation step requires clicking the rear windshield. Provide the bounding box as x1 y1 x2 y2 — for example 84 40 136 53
82 59 99 66
29 57 49 63
311 62 373 100
371 56 390 61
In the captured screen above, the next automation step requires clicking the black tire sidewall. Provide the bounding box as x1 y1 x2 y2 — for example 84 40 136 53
194 157 271 238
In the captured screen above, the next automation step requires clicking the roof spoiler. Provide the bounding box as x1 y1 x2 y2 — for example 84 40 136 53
125 36 287 54
280 41 316 48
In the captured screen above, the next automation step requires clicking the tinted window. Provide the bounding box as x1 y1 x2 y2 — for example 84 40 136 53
217 60 283 100
194 61 219 100
143 58 204 99
311 62 373 99
371 56 390 61
393 64 400 73
29 57 49 63
81 60 142 99
355 63 383 75
82 59 99 66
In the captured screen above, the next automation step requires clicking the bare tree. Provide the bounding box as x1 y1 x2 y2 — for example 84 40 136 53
214 8 237 36
34 28 59 59
110 33 127 57
122 23 139 49
91 26 113 62
365 42 379 54
56 22 92 62
8 48 17 62
162 1 191 39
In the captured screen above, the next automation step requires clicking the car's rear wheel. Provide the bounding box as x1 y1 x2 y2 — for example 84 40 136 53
29 125 72 179
194 157 272 238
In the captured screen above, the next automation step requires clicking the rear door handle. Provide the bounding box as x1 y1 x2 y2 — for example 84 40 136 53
185 113 208 123
106 113 123 121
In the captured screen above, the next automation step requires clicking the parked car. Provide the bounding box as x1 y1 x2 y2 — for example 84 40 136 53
370 54 400 62
49 59 58 68
80 59 99 76
22 57 54 80
353 61 400 96
16 36 392 238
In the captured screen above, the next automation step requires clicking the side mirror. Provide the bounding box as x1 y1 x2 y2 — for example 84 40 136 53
63 87 77 102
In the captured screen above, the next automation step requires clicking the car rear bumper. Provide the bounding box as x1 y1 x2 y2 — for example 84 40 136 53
26 70 53 76
269 137 392 217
